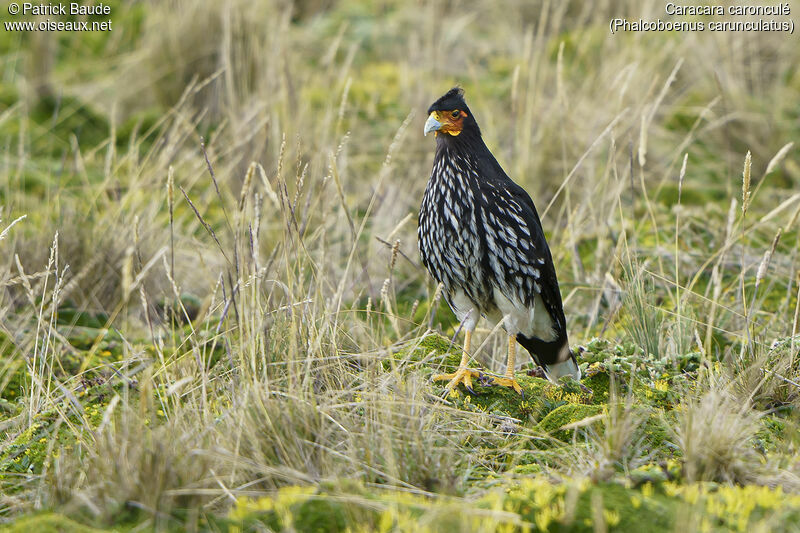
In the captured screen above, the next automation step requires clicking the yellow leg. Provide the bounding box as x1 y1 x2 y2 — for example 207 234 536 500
433 330 481 392
491 334 523 394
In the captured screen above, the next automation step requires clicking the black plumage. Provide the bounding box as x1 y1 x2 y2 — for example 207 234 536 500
419 87 579 390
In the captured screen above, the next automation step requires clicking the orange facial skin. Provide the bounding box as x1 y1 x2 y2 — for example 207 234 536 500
429 109 469 136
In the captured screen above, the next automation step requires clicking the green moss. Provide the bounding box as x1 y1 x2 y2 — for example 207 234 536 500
578 338 702 411
57 303 111 329
0 84 19 108
388 333 463 374
451 374 552 421
632 381 674 410
636 412 678 462
509 463 543 476
115 108 162 152
537 403 605 441
294 498 348 533
629 463 671 486
755 416 788 453
230 478 800 533
496 478 683 531
155 293 203 324
29 94 110 155
571 482 677 531
0 386 113 477
581 370 610 404
663 482 800 531
4 513 110 533
436 371 597 424
231 486 355 532
655 182 727 206
0 330 26 401
391 334 599 423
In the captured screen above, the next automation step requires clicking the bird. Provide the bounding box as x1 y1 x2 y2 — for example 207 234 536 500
418 87 580 394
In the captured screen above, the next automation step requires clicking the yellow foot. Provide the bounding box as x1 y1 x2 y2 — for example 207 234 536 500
490 376 524 395
433 368 482 393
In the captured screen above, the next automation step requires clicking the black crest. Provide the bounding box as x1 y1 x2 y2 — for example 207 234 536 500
428 87 468 114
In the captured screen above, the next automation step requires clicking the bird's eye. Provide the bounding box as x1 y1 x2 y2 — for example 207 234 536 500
451 110 460 118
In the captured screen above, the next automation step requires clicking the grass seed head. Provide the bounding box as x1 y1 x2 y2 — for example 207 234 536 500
742 150 752 215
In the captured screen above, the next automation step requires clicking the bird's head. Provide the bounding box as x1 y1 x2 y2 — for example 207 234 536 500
424 87 479 138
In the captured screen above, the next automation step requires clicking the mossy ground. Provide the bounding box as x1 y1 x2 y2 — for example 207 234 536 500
6 331 789 531
228 476 800 532
3 512 113 533
228 332 796 531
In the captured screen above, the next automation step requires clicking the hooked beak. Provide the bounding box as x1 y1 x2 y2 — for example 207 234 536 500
423 113 442 136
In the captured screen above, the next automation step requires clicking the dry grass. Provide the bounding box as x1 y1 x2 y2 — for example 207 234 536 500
0 0 798 529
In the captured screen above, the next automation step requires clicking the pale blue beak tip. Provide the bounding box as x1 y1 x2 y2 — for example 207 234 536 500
424 115 442 136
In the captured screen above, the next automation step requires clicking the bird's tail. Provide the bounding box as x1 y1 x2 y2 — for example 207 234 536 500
542 344 581 383
542 355 581 382
516 335 582 383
